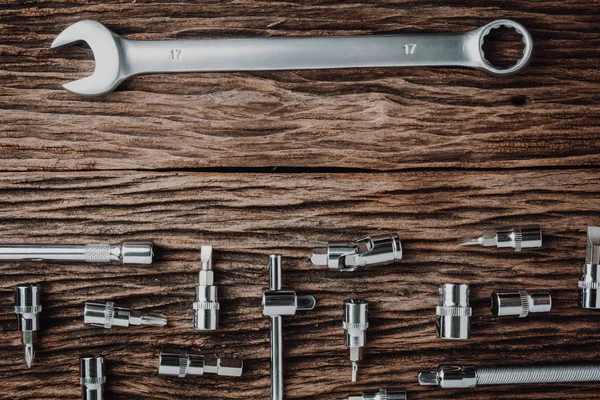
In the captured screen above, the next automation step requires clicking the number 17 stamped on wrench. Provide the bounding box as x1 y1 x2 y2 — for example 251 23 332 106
51 19 532 96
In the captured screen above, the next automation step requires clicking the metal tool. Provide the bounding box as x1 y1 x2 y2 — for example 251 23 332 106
311 234 402 271
458 226 542 251
51 19 533 96
193 246 220 330
80 356 106 400
262 255 316 400
158 352 243 377
0 241 153 264
344 388 407 400
14 285 42 367
436 283 471 340
580 226 600 309
491 290 551 317
418 364 600 388
343 299 369 382
84 301 167 328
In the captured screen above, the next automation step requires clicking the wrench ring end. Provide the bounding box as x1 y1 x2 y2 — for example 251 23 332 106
476 19 533 76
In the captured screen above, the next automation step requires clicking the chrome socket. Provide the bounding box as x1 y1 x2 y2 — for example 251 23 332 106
580 226 600 309
343 299 369 382
84 301 167 329
491 290 551 317
14 285 42 368
436 283 471 340
347 388 407 400
158 352 243 378
193 246 220 330
80 356 106 400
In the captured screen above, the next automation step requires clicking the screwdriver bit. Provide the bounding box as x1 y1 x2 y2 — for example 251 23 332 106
158 352 243 377
458 226 542 251
343 299 369 382
193 246 220 330
580 226 600 309
14 285 42 368
84 301 167 328
345 388 407 400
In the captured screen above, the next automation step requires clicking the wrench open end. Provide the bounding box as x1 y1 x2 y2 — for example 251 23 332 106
476 19 533 76
51 20 124 96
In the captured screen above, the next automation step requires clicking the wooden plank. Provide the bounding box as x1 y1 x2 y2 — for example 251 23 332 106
1 1 599 171
0 169 598 399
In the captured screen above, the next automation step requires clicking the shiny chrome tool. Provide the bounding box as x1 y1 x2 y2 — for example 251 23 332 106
51 20 532 96
580 226 600 309
458 226 542 251
345 388 407 400
311 234 402 271
0 241 153 264
343 299 369 382
84 301 167 328
158 352 243 377
418 364 600 388
262 255 316 400
14 285 42 367
491 290 551 317
80 356 106 400
436 283 471 340
193 246 219 330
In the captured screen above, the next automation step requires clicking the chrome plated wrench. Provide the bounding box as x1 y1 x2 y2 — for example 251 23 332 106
51 20 532 96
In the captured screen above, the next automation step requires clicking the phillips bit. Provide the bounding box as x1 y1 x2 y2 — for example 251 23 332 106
193 246 220 330
311 234 402 271
345 388 407 400
158 352 243 378
84 301 167 329
458 226 542 251
14 285 42 368
343 299 369 382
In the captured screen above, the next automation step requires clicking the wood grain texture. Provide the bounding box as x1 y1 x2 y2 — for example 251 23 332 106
0 170 599 399
0 1 599 171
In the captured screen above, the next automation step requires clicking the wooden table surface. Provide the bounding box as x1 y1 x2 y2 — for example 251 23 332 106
1 1 599 399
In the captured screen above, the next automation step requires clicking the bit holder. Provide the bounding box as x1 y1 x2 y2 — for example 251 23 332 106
80 356 106 400
158 352 243 377
311 233 402 271
193 246 220 330
580 226 600 309
343 299 369 382
262 255 316 400
84 301 167 329
14 285 42 368
347 388 407 400
459 226 542 251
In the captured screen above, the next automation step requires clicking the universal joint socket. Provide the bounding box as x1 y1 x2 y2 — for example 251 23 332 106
84 301 167 329
80 356 106 400
158 352 243 378
343 299 369 382
459 226 542 251
262 255 316 400
580 226 600 309
436 283 471 340
0 241 153 264
14 285 42 368
491 290 551 317
193 246 219 330
347 388 407 400
310 233 402 271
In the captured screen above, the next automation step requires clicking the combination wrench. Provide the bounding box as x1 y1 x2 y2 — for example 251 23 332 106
51 20 532 96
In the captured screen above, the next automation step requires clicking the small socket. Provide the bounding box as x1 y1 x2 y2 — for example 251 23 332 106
491 290 551 317
436 283 471 340
343 299 369 382
80 356 106 400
